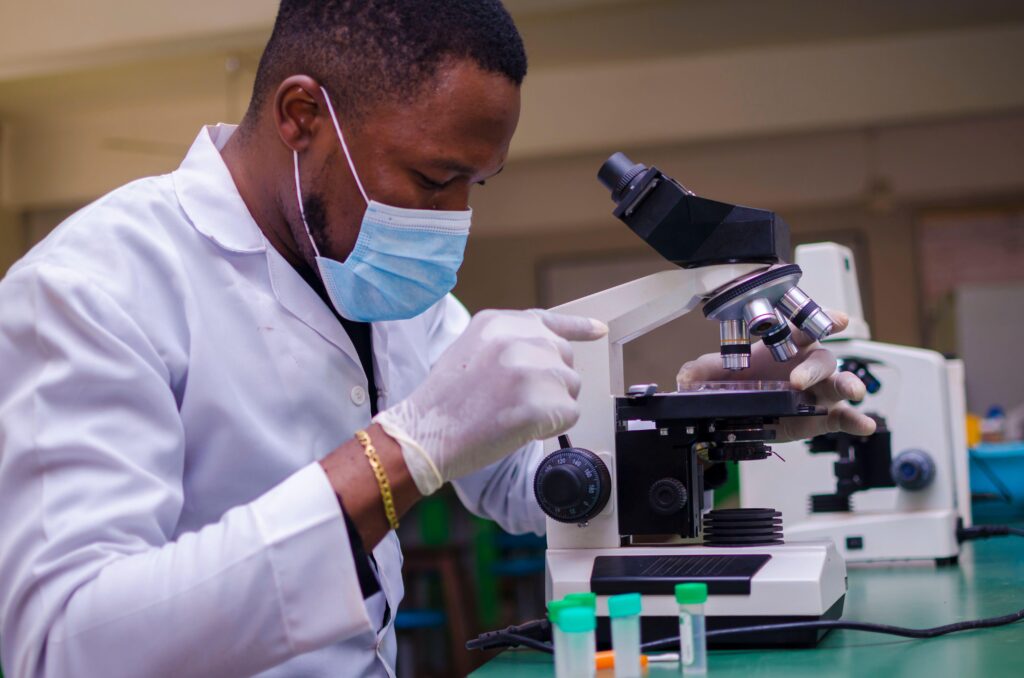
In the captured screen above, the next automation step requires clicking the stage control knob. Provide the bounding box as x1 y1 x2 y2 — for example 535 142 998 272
891 449 935 490
649 478 688 515
534 446 611 524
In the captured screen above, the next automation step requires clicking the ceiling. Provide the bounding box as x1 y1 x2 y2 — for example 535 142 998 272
2 0 1023 84
2 0 1023 208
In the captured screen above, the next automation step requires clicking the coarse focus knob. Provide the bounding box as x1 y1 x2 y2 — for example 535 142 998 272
648 478 688 516
534 447 611 524
891 449 935 491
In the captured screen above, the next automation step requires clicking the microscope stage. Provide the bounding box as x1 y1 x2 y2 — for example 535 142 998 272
616 384 822 423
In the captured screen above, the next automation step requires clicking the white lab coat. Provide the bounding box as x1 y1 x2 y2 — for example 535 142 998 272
0 125 545 678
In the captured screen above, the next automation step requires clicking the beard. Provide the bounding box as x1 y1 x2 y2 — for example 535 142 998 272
302 192 331 256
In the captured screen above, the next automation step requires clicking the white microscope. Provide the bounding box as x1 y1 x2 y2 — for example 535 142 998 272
740 243 973 564
534 154 847 648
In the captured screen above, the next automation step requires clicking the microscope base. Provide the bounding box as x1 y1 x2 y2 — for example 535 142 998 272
785 508 960 564
546 540 847 648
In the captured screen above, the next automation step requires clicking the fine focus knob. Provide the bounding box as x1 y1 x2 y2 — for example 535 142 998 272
648 478 688 516
534 447 611 524
891 449 935 491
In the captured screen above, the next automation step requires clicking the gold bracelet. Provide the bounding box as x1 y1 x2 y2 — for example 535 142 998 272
355 429 399 531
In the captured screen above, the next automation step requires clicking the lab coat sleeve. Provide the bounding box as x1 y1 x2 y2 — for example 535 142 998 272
428 295 547 536
0 264 373 678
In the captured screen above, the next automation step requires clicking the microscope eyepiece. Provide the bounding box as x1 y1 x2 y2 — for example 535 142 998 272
598 152 648 203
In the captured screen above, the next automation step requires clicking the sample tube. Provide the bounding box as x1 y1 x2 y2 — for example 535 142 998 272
556 605 597 678
719 319 751 371
608 593 643 678
675 583 708 675
547 599 575 678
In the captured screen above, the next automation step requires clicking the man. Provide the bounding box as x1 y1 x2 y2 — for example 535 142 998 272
0 1 873 676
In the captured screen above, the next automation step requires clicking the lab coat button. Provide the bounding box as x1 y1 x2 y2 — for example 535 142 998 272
351 386 367 406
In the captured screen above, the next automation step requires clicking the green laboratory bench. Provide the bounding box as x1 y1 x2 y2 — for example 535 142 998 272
470 530 1024 677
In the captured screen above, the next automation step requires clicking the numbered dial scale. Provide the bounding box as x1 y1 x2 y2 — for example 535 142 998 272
533 437 611 524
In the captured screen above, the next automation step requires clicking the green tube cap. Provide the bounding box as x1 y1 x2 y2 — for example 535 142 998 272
563 592 597 609
608 593 642 618
547 599 576 625
675 582 708 605
558 605 597 633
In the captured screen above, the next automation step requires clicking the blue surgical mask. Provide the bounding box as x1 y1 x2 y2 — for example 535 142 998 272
293 86 472 322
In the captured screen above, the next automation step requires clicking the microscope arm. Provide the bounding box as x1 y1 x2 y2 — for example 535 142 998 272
545 263 765 549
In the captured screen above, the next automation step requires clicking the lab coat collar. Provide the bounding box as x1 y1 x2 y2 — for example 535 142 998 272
173 124 404 396
172 124 267 254
264 242 368 374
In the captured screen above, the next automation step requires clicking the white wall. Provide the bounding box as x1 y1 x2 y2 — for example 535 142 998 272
2 0 1023 355
957 285 1024 414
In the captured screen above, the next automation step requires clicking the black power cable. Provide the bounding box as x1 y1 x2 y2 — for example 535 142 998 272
465 619 553 653
639 607 1024 652
957 524 1024 541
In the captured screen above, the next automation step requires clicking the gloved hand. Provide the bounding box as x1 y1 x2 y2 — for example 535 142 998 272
676 310 876 442
374 309 608 496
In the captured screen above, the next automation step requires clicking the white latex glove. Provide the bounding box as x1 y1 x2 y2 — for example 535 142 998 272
374 309 608 496
676 310 877 442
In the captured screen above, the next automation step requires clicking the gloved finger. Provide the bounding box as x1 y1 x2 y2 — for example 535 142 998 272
776 403 877 441
557 364 583 400
532 309 609 342
832 406 878 436
807 370 866 406
789 347 840 391
547 334 575 368
790 309 848 349
500 336 571 375
676 352 731 388
506 333 575 370
544 399 581 439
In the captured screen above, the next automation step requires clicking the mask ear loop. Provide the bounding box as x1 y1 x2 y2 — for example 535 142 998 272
293 150 321 258
320 85 370 206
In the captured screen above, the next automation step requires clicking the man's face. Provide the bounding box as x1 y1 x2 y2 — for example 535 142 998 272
297 59 520 264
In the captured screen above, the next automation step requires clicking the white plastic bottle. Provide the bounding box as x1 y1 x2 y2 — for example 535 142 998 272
608 593 643 678
676 583 708 675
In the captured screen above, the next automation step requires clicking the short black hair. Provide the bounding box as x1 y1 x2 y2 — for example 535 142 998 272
247 0 527 124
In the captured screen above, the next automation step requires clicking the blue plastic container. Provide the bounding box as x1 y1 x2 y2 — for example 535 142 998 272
969 442 1024 522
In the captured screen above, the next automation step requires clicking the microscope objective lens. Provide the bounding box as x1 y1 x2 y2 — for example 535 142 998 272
719 320 751 370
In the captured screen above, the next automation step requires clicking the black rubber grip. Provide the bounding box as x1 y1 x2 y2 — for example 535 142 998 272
763 323 792 346
720 344 751 355
792 300 820 328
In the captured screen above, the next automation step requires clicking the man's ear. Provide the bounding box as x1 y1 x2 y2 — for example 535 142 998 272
273 75 322 152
